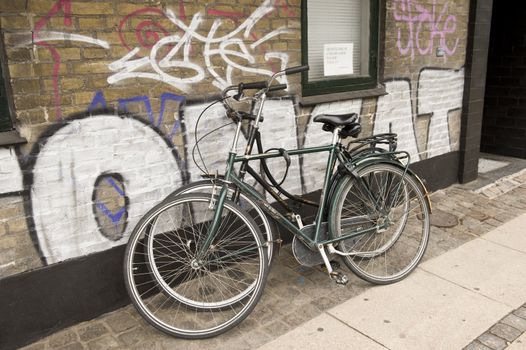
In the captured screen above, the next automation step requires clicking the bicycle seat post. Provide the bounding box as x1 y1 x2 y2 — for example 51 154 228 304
332 126 342 146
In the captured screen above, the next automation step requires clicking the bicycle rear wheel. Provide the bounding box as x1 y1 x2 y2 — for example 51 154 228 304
124 193 269 338
329 163 430 284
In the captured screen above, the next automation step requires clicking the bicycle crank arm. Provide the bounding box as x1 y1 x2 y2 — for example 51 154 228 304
317 244 349 285
327 243 357 256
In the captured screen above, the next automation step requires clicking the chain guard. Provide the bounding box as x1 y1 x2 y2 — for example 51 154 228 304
292 222 329 267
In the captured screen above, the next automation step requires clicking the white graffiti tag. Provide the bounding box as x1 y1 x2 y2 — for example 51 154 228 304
108 0 290 91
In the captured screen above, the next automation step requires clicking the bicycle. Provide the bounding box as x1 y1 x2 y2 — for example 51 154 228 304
123 65 432 339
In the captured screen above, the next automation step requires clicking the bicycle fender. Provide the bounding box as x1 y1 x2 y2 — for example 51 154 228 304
335 159 432 213
163 175 227 202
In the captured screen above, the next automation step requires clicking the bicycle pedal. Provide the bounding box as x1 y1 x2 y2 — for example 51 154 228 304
322 260 341 270
329 260 340 270
330 271 349 285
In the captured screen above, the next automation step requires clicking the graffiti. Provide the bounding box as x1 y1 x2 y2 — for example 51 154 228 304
93 174 128 241
374 68 464 159
30 115 184 263
88 91 185 141
393 0 459 61
108 0 291 91
180 67 464 201
273 0 296 18
303 100 363 193
0 148 23 195
260 99 302 196
0 0 468 274
28 0 109 120
119 93 185 131
374 80 420 161
19 0 288 118
0 65 464 268
418 68 464 158
180 98 301 199
87 91 108 112
181 102 239 183
34 32 109 48
33 0 72 121
118 8 173 53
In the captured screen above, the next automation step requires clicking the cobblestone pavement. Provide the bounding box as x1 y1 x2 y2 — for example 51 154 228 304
22 171 526 350
464 303 526 350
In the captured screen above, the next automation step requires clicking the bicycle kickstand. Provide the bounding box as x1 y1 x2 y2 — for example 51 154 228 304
317 244 349 285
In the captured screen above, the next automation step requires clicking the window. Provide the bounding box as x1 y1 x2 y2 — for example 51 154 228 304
301 0 380 96
0 34 25 146
0 63 12 132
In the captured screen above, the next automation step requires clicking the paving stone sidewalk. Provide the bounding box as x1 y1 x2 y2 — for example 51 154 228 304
22 171 526 350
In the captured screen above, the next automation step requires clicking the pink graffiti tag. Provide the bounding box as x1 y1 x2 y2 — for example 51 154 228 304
118 8 172 53
273 0 296 18
34 0 72 121
393 0 459 61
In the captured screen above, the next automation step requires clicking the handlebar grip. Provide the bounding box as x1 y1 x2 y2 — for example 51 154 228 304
242 81 268 89
268 84 287 92
285 65 309 75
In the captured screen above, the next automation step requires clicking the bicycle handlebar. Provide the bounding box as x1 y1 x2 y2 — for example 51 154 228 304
221 65 309 98
242 81 268 90
268 83 287 92
284 65 309 75
221 82 287 100
221 65 308 114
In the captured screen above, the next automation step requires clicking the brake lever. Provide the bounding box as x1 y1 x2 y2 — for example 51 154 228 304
233 83 244 101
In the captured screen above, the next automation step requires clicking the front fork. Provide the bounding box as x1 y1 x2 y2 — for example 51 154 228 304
196 153 236 259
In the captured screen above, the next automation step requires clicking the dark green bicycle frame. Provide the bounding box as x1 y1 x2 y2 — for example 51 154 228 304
199 142 389 254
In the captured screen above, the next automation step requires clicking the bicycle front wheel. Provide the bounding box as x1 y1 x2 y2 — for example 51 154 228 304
329 163 430 284
164 179 278 264
124 193 269 338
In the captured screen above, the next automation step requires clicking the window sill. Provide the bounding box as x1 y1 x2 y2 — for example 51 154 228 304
299 85 387 106
0 130 27 146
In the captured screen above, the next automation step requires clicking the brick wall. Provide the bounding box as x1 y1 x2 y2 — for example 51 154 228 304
481 1 526 157
0 0 470 278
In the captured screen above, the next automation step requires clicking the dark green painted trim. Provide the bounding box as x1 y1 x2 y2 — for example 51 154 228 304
301 0 380 96
234 144 334 162
0 32 17 135
0 59 12 132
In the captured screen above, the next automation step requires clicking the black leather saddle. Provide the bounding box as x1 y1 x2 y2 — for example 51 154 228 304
313 113 359 127
313 113 361 138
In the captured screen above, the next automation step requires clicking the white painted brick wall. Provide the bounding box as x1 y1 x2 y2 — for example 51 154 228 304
31 115 183 263
0 147 23 194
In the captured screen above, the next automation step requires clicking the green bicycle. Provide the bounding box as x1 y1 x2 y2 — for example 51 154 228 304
123 65 431 339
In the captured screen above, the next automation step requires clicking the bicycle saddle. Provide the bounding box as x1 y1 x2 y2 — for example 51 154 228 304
313 113 358 127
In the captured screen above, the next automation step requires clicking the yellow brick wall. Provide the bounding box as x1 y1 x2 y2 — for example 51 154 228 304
0 0 470 276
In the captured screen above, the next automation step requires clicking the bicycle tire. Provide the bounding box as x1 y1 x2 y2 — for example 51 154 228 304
329 163 430 284
124 193 269 338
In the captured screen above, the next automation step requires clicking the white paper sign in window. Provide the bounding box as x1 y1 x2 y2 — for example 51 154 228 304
323 43 354 77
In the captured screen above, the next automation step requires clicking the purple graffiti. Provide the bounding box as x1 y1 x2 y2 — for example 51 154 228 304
88 91 185 142
393 0 459 61
95 176 127 229
88 91 108 112
106 177 125 197
95 202 126 224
